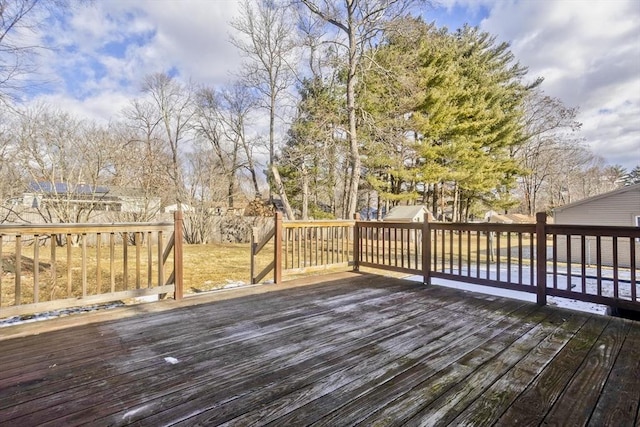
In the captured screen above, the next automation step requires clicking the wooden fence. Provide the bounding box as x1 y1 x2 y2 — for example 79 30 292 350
0 212 183 318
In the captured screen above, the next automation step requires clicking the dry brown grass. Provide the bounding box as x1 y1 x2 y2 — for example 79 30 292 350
0 240 326 307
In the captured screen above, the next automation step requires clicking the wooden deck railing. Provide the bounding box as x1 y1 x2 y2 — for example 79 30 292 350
427 221 538 293
0 212 183 318
250 213 355 284
253 212 639 313
356 213 639 312
354 221 427 278
546 215 639 311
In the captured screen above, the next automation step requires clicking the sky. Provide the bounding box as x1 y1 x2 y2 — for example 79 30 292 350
24 0 640 170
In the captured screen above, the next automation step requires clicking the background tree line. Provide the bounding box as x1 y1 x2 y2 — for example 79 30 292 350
0 0 637 235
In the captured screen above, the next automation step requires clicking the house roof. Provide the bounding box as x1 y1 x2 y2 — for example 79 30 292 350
552 183 640 213
383 205 434 221
29 182 109 194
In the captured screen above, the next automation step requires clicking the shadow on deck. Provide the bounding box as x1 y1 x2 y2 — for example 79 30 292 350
1 272 639 426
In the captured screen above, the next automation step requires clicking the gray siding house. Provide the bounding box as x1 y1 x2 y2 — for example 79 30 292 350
553 183 640 267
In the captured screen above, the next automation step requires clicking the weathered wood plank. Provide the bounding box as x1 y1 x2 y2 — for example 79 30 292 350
292 304 544 427
0 273 636 427
181 299 531 426
542 318 630 425
396 309 586 427
449 312 590 426
107 291 522 426
587 321 640 427
5 285 437 424
0 279 424 412
493 315 610 426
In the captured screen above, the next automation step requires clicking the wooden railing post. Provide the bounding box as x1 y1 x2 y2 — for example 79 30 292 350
274 212 283 284
423 212 431 285
250 227 258 284
353 213 360 271
173 210 184 300
536 212 547 306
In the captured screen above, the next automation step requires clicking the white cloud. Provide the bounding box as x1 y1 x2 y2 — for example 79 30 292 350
477 0 640 169
22 0 640 170
28 0 243 121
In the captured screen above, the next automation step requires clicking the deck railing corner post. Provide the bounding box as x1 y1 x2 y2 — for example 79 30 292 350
353 213 360 271
274 212 283 284
423 212 431 285
173 210 184 301
536 211 547 306
250 227 258 284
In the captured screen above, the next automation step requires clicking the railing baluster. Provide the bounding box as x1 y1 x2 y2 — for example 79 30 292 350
631 237 637 303
596 235 602 297
566 234 572 291
518 232 523 285
581 235 586 294
612 236 618 299
67 234 72 297
506 232 511 284
82 233 87 297
496 232 501 282
110 233 116 292
33 235 39 304
552 234 558 289
123 232 129 290
147 231 152 288
15 235 21 305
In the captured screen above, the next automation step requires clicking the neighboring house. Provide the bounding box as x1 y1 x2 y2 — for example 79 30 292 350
164 203 195 214
383 205 435 222
21 183 160 214
553 183 640 267
381 205 435 243
484 211 536 224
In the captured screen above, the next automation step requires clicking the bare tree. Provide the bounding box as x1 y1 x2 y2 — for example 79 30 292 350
119 99 174 219
515 90 582 215
218 83 263 200
230 0 297 195
141 73 196 210
299 0 426 217
12 104 114 226
0 0 69 102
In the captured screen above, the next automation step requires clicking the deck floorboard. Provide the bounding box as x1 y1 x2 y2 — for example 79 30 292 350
0 271 638 427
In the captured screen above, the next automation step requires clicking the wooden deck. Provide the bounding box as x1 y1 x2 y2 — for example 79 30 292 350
1 272 639 426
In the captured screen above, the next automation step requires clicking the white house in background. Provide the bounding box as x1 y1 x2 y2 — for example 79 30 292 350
553 183 640 267
383 205 435 222
20 183 160 214
553 183 640 227
163 203 195 214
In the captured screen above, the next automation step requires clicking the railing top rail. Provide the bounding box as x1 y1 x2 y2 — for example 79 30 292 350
355 221 423 230
0 222 174 235
547 224 640 237
431 222 537 232
283 220 355 229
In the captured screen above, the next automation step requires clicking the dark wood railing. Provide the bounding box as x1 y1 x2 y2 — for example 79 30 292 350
0 212 183 318
354 221 427 278
356 213 639 312
253 212 639 313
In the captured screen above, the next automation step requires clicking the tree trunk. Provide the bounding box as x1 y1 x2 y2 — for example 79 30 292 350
345 4 360 218
271 165 295 220
301 164 309 220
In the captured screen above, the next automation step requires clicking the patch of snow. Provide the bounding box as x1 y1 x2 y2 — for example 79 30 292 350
130 295 159 304
0 301 125 328
408 264 638 316
222 279 246 289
